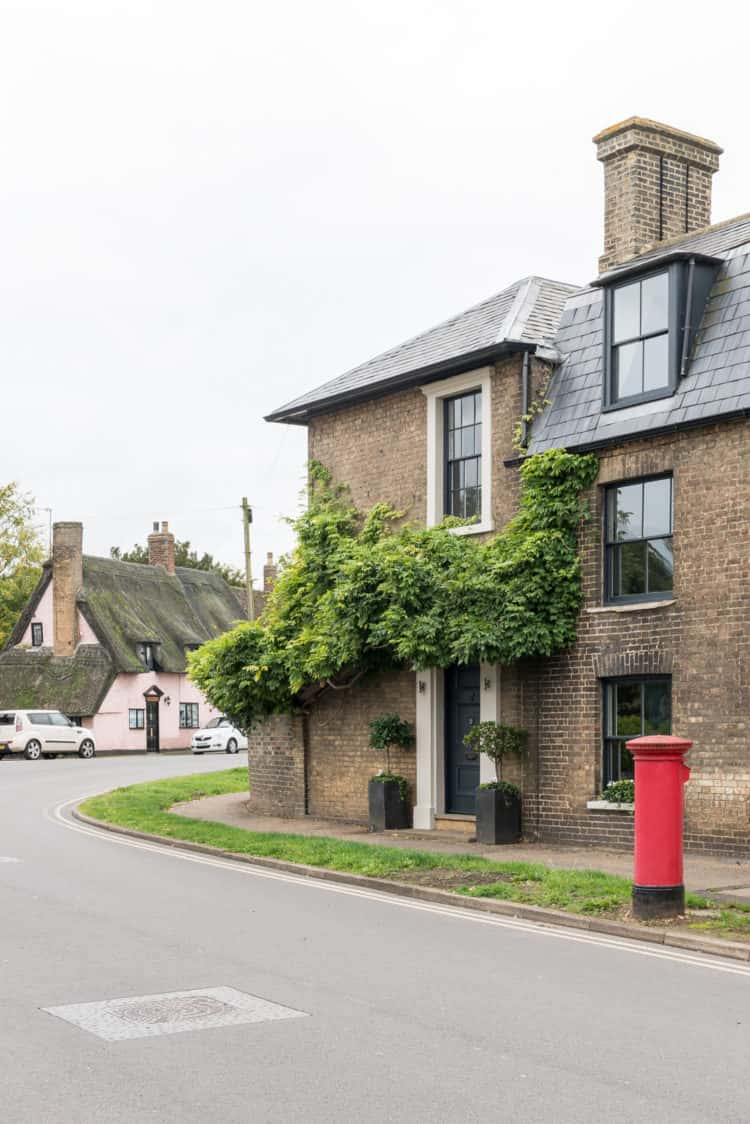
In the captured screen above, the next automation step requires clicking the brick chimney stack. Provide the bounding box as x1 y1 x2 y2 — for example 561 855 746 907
594 117 722 273
147 520 176 575
52 522 83 656
263 552 277 594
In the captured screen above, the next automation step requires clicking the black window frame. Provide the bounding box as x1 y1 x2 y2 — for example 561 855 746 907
31 622 43 647
136 641 160 671
179 702 200 729
604 474 674 605
128 708 145 730
443 388 482 520
602 676 672 788
603 263 682 411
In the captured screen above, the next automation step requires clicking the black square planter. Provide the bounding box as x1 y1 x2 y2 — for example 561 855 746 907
368 779 411 832
476 787 521 844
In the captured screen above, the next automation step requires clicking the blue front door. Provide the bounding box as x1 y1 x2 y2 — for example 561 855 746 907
444 664 480 813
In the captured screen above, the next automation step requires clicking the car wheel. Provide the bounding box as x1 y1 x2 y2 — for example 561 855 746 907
24 740 42 761
225 738 238 754
78 739 96 759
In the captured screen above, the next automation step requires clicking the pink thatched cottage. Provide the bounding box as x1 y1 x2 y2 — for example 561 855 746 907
0 520 264 750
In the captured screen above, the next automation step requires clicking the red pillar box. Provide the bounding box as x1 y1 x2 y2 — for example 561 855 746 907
626 734 692 921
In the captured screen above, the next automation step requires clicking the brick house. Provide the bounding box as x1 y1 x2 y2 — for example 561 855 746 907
0 520 266 750
259 116 750 855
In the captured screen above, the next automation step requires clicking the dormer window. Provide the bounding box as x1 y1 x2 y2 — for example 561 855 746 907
601 255 722 413
136 642 159 671
606 269 672 407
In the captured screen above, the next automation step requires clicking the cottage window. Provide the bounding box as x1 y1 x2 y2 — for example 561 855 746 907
422 368 493 535
179 702 199 729
136 642 159 670
128 708 145 730
605 476 673 602
31 622 43 647
603 677 671 787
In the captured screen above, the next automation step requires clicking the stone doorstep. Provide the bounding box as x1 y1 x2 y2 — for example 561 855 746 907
434 815 476 836
72 808 750 966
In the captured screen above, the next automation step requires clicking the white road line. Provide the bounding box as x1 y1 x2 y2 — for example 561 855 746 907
46 794 750 979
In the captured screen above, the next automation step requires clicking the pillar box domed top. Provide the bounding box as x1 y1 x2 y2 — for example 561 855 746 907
626 734 693 757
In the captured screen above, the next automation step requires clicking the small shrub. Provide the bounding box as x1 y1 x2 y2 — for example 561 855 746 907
601 779 635 804
370 772 409 803
478 780 521 804
463 721 527 783
369 713 413 775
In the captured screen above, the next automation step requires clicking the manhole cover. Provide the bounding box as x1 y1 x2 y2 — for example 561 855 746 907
116 995 230 1025
43 987 308 1041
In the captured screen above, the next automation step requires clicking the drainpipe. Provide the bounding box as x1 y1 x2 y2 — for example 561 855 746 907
680 257 696 379
520 350 531 447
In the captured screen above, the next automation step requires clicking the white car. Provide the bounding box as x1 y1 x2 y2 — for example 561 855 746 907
0 709 97 760
191 716 247 755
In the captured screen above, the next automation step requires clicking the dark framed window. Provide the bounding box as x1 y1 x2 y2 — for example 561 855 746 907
31 622 43 647
179 702 199 729
136 642 159 671
444 390 482 519
128 708 145 730
603 677 671 787
605 476 673 602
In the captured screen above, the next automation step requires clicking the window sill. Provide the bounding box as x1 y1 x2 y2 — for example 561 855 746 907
448 520 495 538
586 800 634 812
586 599 675 614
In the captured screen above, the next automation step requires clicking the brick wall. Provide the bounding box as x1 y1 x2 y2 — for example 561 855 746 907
247 714 306 817
307 669 416 821
526 419 750 854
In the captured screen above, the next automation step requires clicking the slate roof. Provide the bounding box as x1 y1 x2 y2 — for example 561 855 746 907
0 556 246 714
528 214 750 454
267 276 579 423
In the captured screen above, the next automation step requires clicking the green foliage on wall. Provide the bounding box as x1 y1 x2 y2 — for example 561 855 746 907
188 448 599 728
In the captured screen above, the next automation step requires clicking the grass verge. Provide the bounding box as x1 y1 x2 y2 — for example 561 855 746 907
80 770 750 939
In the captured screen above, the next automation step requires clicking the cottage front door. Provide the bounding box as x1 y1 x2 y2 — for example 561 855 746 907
444 664 480 814
145 699 160 752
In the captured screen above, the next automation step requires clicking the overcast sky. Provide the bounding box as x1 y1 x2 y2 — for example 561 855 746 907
2 1 748 582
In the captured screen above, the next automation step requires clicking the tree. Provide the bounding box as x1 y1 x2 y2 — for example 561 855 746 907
0 484 44 646
188 449 599 730
110 539 244 585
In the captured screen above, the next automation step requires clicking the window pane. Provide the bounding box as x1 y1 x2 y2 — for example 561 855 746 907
615 340 643 399
464 458 479 488
464 487 481 518
614 541 646 596
613 483 643 541
641 272 669 336
615 683 642 737
644 682 671 734
643 477 672 537
619 745 635 781
449 461 463 492
462 394 475 426
461 428 476 458
643 333 669 391
613 281 640 343
647 538 674 592
446 399 457 428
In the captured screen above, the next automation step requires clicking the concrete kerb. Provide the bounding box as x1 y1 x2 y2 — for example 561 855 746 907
71 807 750 965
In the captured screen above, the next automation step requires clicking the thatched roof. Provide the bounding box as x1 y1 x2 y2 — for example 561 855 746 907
0 555 247 714
0 646 113 715
80 556 245 673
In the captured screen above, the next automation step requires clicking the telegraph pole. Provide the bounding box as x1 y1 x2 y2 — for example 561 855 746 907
241 497 255 621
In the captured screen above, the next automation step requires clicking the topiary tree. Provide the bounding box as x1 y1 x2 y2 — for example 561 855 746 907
368 713 413 776
463 721 527 785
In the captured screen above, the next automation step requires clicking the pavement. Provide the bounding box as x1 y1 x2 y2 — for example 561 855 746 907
4 751 750 1123
174 791 750 900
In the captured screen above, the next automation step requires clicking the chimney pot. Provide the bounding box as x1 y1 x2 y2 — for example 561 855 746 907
148 520 176 575
263 551 278 594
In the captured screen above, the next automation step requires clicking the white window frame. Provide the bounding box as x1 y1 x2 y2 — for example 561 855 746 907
421 367 494 536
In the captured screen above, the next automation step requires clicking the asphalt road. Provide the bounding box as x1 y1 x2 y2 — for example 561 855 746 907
2 753 750 1124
